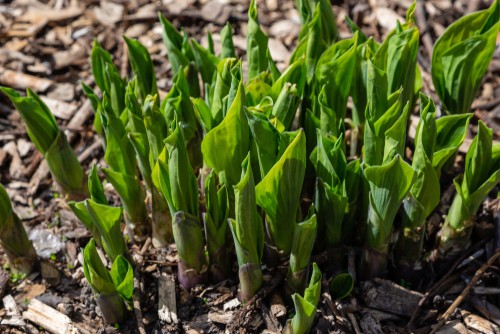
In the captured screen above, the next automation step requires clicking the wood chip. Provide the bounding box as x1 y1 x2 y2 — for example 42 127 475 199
360 278 424 317
158 274 178 323
359 312 384 334
461 310 499 334
435 320 468 334
23 298 80 334
40 96 78 120
223 298 241 311
0 295 25 327
0 68 53 92
208 310 233 325
94 1 124 26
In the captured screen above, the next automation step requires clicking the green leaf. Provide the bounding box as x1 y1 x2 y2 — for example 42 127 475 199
314 34 358 131
329 273 354 300
271 83 301 131
229 154 264 301
191 39 218 85
157 122 199 218
220 23 236 58
310 130 346 188
123 36 158 102
433 113 472 176
256 129 306 254
288 215 317 288
202 82 249 188
84 200 128 262
247 0 270 80
432 0 500 114
110 255 134 302
158 13 191 75
83 239 115 295
142 95 168 165
0 184 37 275
0 87 58 155
364 155 415 251
314 178 348 248
246 110 280 180
88 165 108 205
289 263 322 334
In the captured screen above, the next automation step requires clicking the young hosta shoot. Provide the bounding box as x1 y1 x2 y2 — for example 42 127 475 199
1 88 86 199
287 215 317 294
284 263 322 334
394 96 471 268
394 95 439 268
362 155 415 279
256 129 306 258
438 121 500 258
99 98 150 240
123 36 158 102
84 200 129 263
83 239 133 325
0 184 37 275
69 165 107 249
310 131 348 249
432 0 500 114
229 154 264 302
202 81 250 189
247 0 272 81
295 0 338 45
204 171 230 282
373 2 419 107
157 122 207 289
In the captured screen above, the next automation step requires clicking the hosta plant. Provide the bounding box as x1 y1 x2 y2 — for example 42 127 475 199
432 0 500 114
229 154 264 302
438 121 500 258
156 122 207 290
0 87 86 200
0 184 37 275
284 263 322 334
83 238 133 325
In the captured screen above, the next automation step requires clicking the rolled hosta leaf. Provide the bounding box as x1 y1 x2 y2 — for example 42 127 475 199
247 0 270 80
102 168 149 238
438 121 500 258
158 13 193 76
83 239 126 325
110 255 134 305
350 37 377 127
362 155 415 279
84 200 129 263
342 159 368 245
204 171 230 282
256 129 306 256
229 154 264 302
374 3 419 106
246 109 280 181
202 82 250 188
432 113 472 176
287 215 317 294
285 263 322 334
191 39 218 85
161 69 199 144
156 123 206 289
123 36 158 102
90 40 126 116
220 23 236 58
209 58 241 126
0 184 37 275
314 178 348 249
394 94 440 267
314 34 358 138
271 83 301 131
0 87 86 199
432 0 500 114
295 0 338 45
172 211 207 290
69 165 107 249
